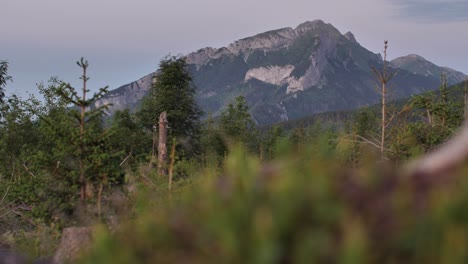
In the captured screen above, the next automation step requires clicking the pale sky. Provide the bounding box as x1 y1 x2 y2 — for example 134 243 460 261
1 0 467 98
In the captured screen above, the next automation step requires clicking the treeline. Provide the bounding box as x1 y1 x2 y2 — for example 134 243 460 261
0 56 467 261
0 57 466 224
0 57 286 228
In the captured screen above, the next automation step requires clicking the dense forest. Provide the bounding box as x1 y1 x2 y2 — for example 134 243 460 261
0 56 468 263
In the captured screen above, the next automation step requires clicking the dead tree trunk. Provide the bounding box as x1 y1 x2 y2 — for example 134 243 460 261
372 40 396 158
381 80 387 156
78 59 89 201
158 111 169 176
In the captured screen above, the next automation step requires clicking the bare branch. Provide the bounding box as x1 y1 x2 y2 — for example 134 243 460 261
355 134 388 150
22 160 36 178
119 152 133 167
0 186 10 206
385 104 411 128
369 134 381 144
0 200 19 218
341 134 391 151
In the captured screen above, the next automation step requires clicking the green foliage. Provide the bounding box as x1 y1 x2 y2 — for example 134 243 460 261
407 122 452 150
404 75 464 155
353 108 379 138
410 75 463 128
0 95 42 180
200 95 282 166
0 60 12 105
138 56 203 140
199 115 227 166
37 59 119 199
0 84 77 224
219 96 259 151
12 223 61 259
0 60 124 226
1 173 76 221
411 93 435 122
260 125 284 160
172 158 200 180
109 109 151 170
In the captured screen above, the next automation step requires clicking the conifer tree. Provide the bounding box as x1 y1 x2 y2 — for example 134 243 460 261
139 56 203 140
219 96 258 151
48 58 112 201
139 56 203 165
0 60 12 105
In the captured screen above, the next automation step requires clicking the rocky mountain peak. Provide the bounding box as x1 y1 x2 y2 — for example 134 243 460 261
96 20 466 125
185 46 231 67
186 20 344 68
295 20 326 31
226 27 297 56
391 54 433 69
344 31 358 44
404 54 427 61
407 54 424 59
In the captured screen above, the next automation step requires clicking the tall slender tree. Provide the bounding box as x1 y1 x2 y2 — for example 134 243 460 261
138 56 203 155
372 41 397 157
51 58 111 201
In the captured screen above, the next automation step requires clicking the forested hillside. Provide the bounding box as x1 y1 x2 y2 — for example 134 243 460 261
0 56 468 263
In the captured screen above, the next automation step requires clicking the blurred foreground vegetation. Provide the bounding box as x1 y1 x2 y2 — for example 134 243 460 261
81 142 468 264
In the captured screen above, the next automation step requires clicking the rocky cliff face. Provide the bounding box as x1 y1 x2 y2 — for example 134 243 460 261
97 73 154 114
186 20 342 96
96 20 466 124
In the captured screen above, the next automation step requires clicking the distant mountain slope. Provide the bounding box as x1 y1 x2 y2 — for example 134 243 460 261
390 54 465 84
95 73 153 113
274 80 468 132
96 20 466 125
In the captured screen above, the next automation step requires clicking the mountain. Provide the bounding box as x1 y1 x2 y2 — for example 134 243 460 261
93 73 153 113
390 54 465 83
96 20 466 125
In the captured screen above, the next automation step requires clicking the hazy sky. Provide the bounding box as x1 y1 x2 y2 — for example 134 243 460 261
1 0 467 97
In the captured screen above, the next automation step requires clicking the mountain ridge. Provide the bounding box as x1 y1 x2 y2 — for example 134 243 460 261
390 54 465 81
95 20 466 124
